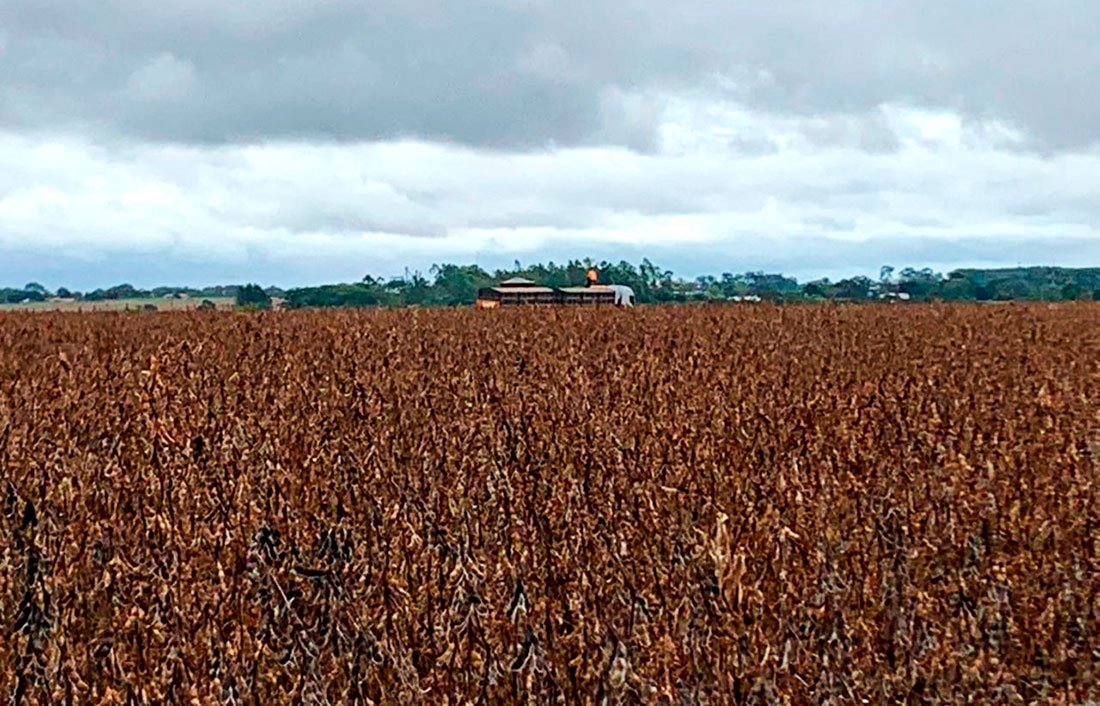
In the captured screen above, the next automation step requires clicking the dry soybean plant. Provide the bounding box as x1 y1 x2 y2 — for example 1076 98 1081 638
0 303 1097 704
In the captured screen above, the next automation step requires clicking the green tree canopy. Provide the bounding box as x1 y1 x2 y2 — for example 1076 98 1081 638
236 283 272 309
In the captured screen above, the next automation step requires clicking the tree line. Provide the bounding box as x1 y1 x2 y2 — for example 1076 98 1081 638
0 282 282 305
280 261 1100 308
4 262 1099 308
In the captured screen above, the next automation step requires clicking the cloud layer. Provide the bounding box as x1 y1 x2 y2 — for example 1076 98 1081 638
4 0 1100 150
1 0 1098 286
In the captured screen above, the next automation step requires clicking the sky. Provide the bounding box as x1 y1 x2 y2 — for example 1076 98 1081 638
1 0 1099 289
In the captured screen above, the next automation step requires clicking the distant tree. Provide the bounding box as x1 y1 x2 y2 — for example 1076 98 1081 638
694 275 723 300
719 273 750 299
1061 283 1083 301
1 288 29 303
833 276 874 300
86 261 1100 310
598 261 649 298
200 285 238 298
429 264 493 305
803 280 830 298
743 272 799 297
974 284 995 301
993 279 1034 301
24 282 49 296
898 268 943 300
56 287 73 299
938 274 978 301
639 259 674 291
387 270 433 305
236 283 272 309
284 283 390 308
88 284 144 301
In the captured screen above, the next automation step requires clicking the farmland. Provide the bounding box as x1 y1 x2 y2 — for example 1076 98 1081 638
0 297 235 313
0 304 1097 704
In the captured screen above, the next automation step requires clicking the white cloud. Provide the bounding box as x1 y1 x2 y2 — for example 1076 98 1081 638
1 90 1098 286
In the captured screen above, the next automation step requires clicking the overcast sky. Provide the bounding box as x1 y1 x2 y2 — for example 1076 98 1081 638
1 0 1098 288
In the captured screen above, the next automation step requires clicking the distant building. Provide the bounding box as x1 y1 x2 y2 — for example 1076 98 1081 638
555 286 616 306
476 274 621 307
475 278 557 307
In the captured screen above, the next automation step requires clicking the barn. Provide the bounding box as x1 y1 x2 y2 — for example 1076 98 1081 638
555 286 616 306
476 274 628 308
475 277 557 308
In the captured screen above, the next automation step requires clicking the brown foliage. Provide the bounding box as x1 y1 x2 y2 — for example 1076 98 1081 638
0 304 1097 704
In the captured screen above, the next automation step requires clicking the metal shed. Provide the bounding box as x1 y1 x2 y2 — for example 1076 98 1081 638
556 286 616 306
476 285 557 307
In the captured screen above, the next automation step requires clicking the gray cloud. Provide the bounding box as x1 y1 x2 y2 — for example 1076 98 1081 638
1 0 1098 288
2 0 1098 150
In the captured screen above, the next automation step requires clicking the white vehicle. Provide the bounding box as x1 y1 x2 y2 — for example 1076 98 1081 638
606 284 636 307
